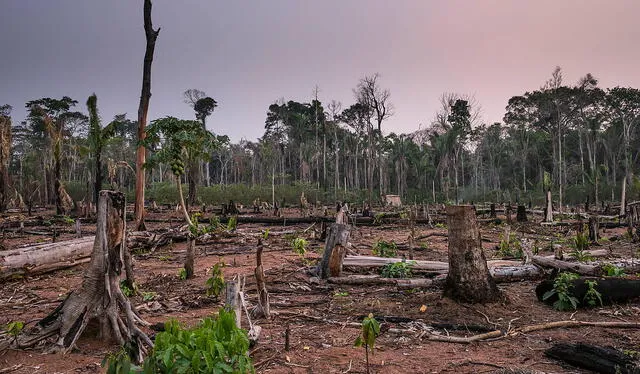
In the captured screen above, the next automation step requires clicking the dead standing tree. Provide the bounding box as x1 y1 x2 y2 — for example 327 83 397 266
0 114 11 212
134 0 160 231
0 191 152 361
443 205 502 303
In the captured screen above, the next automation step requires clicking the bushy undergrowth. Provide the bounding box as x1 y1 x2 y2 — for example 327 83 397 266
103 309 253 373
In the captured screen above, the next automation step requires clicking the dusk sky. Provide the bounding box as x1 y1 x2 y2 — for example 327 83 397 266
2 1 639 141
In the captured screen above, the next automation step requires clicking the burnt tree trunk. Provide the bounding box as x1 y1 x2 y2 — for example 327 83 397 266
516 205 527 222
626 202 640 241
489 203 496 218
320 223 350 279
443 205 501 303
0 191 152 361
545 343 640 373
588 215 600 242
134 0 160 231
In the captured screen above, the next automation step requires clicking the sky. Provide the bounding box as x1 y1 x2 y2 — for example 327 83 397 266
2 0 640 142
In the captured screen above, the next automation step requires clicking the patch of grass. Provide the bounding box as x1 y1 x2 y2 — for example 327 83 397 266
435 222 446 229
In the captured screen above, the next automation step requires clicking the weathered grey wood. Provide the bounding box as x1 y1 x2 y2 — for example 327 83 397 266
225 275 242 329
0 236 95 280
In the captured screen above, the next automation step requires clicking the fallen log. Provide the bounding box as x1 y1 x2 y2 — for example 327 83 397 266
536 277 640 306
530 255 599 275
327 275 439 289
545 343 640 374
1 236 95 280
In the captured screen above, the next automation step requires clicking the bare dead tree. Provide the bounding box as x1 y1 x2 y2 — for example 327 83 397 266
134 0 160 231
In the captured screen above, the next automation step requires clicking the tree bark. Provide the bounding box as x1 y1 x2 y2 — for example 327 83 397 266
588 215 600 242
254 240 270 318
545 343 640 374
0 191 152 362
443 205 501 303
516 205 527 222
0 115 11 213
134 0 160 231
544 189 553 222
320 223 350 278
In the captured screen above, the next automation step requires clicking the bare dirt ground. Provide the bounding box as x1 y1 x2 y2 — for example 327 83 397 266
1 207 639 373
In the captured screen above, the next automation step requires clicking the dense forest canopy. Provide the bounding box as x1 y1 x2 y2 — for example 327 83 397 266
2 67 639 210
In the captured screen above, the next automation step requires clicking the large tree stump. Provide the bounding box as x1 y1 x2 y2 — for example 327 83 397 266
0 191 152 361
443 205 502 303
320 223 350 279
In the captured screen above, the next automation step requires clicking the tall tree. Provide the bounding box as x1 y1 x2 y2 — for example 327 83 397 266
86 94 121 205
25 97 85 214
134 0 160 230
0 110 11 212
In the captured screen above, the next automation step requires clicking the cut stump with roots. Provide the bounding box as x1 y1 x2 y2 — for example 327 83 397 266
0 190 152 362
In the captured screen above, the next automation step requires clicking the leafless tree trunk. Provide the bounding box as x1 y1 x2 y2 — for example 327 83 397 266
134 0 160 231
443 205 501 303
0 115 11 212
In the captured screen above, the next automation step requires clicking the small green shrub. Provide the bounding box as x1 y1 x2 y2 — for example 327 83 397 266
372 240 397 258
542 272 580 311
571 230 592 262
178 268 187 280
497 233 522 258
381 260 415 278
354 313 380 374
103 309 254 373
373 213 385 225
5 321 24 342
291 237 308 256
435 223 446 229
120 280 134 297
205 263 225 298
601 263 625 277
583 280 603 307
226 216 237 232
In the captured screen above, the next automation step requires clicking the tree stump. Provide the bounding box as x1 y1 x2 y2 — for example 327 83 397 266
184 236 195 279
0 191 152 361
505 203 512 224
489 203 496 218
254 240 270 319
544 189 553 222
443 205 501 303
225 275 242 329
588 215 600 242
320 223 350 279
516 205 527 222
